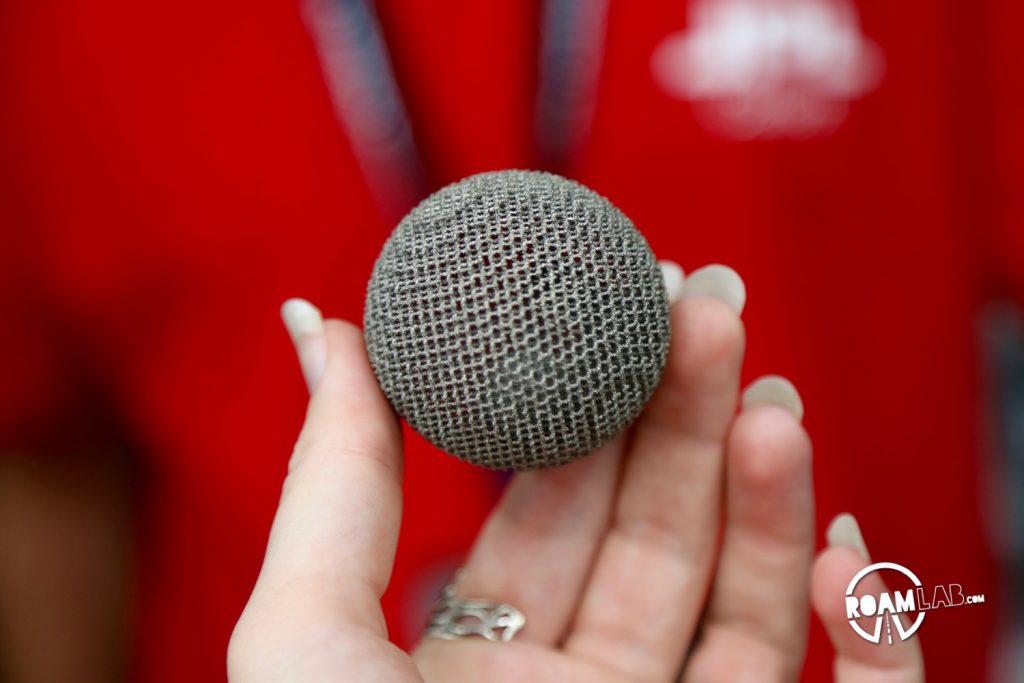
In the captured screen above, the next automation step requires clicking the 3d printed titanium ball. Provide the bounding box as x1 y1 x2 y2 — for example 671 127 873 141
364 170 671 471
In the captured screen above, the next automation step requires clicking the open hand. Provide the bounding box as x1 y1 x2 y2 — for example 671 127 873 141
228 264 924 682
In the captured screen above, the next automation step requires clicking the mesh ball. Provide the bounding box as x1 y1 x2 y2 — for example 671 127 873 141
364 170 670 471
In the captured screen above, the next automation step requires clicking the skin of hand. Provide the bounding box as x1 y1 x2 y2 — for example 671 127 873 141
228 263 925 683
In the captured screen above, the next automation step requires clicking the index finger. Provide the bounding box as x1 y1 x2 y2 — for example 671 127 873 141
564 273 747 683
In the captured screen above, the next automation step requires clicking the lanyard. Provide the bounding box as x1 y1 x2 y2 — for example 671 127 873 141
301 0 428 223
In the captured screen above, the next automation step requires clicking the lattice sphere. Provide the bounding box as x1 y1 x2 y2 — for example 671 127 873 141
364 170 670 471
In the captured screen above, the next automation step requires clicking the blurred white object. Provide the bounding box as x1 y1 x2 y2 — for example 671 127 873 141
652 0 883 139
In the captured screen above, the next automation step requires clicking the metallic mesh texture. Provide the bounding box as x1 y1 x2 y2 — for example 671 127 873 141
364 170 670 471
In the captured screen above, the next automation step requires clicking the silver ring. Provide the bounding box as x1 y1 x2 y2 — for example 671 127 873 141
425 581 526 642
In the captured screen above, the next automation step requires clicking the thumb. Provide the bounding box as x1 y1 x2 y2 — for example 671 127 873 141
254 299 404 627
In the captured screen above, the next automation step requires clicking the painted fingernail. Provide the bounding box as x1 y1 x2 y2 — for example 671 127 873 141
827 513 871 562
659 260 686 304
683 264 746 315
742 375 804 422
280 298 326 391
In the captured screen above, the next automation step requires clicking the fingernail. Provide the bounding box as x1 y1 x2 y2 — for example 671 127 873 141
742 375 804 422
826 513 871 562
280 298 326 391
659 260 686 304
683 264 746 315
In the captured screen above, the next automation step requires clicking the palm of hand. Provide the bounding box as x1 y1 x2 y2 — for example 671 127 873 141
230 288 924 683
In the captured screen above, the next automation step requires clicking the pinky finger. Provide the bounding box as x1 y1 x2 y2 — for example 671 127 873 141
811 514 925 683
